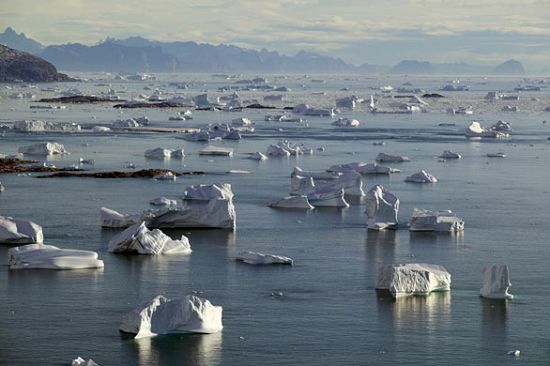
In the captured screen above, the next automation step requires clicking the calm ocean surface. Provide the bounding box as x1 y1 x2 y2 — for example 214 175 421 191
1 74 549 365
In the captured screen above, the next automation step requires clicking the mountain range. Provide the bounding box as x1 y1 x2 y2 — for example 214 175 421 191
0 27 527 75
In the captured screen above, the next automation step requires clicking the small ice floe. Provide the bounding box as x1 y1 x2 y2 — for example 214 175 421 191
405 170 438 183
79 158 95 165
480 265 514 300
92 126 112 133
365 185 399 230
269 195 314 210
124 162 136 169
329 162 399 175
487 152 506 158
266 140 308 157
72 357 100 366
376 153 410 163
231 117 252 127
409 209 464 232
508 350 520 357
501 105 519 112
372 141 386 146
248 151 267 161
236 251 293 265
439 150 462 159
108 222 191 255
199 146 234 157
8 244 104 270
376 263 451 298
0 216 43 244
264 114 303 123
0 182 4 192
153 171 177 181
227 170 250 175
18 142 68 156
144 148 184 160
169 115 185 121
465 122 508 138
331 117 360 127
119 295 223 338
491 120 512 131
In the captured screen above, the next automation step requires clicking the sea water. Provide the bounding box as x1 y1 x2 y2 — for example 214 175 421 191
0 74 549 365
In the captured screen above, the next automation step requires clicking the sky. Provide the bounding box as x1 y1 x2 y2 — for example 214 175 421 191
2 0 550 70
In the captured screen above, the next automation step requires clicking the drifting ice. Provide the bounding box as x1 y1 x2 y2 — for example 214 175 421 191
108 222 191 255
18 142 67 155
480 265 514 300
8 244 104 270
405 170 438 183
376 263 451 298
236 251 293 265
376 153 410 163
365 185 399 230
409 209 464 232
269 195 314 210
0 216 43 244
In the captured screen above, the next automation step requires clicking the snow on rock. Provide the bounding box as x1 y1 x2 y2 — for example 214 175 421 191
269 195 314 209
405 170 438 183
120 295 223 338
108 222 191 255
409 209 464 232
376 153 410 163
0 216 43 244
480 265 514 300
236 251 293 265
18 142 67 155
376 263 451 298
365 185 399 230
8 244 104 270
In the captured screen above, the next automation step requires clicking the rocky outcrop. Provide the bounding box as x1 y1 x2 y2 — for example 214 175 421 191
0 44 73 82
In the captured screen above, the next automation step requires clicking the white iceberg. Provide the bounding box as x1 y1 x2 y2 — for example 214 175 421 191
465 121 508 138
120 295 223 338
291 167 364 196
405 170 438 183
376 153 410 163
153 172 177 181
231 117 252 127
307 188 349 208
480 265 513 300
269 195 314 209
199 146 234 157
331 117 360 127
236 251 293 265
0 216 43 244
409 209 464 232
18 142 67 155
150 197 178 207
8 244 104 270
248 152 267 161
365 185 399 230
184 183 234 200
144 148 171 160
439 150 462 159
376 263 451 298
328 162 399 175
266 144 291 157
72 357 100 366
14 120 81 132
108 222 191 255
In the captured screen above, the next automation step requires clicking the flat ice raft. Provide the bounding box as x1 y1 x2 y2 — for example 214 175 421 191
8 244 104 270
108 222 191 255
236 251 293 265
0 216 43 244
376 263 451 298
409 209 464 232
120 295 223 338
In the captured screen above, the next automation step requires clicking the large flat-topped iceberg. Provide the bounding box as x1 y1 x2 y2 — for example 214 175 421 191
409 209 464 232
199 146 234 157
101 183 236 229
291 167 364 197
376 263 451 298
0 216 43 244
365 185 399 230
269 195 314 210
108 222 191 255
307 188 349 207
376 153 410 163
328 162 399 175
236 251 293 265
18 142 68 155
405 170 438 183
120 295 223 338
8 244 104 270
480 265 514 300
144 147 184 160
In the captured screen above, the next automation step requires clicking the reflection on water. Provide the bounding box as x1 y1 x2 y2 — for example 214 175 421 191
409 230 464 246
365 230 398 268
122 332 222 366
481 298 508 352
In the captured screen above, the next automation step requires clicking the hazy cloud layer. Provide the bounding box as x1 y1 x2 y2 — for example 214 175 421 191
1 0 549 69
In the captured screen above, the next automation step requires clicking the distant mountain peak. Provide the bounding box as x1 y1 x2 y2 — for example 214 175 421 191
493 59 525 75
0 26 44 54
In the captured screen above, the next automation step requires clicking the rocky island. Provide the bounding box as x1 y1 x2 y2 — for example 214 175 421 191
0 44 73 82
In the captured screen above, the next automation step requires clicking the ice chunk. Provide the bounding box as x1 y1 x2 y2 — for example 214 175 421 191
269 195 314 209
409 209 464 232
231 117 252 127
328 162 398 175
331 117 360 127
487 152 506 158
8 244 104 270
491 120 512 131
144 148 172 160
184 183 234 200
18 142 67 155
248 152 267 161
153 172 177 181
405 170 438 183
199 146 234 157
0 216 43 244
150 197 178 207
439 150 462 159
465 121 508 138
480 265 513 300
376 153 410 163
365 185 399 230
291 167 364 196
376 263 451 298
101 207 143 228
307 188 349 207
171 149 185 159
266 144 291 157
236 251 293 265
120 295 223 338
108 222 191 255
72 357 100 366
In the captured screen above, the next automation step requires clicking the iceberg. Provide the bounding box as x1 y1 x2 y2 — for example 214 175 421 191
248 152 267 161
144 148 180 160
376 153 410 163
365 185 399 230
18 142 67 155
236 251 293 265
108 222 191 255
328 162 399 175
199 146 234 157
8 244 104 270
409 209 464 232
439 150 462 159
269 195 314 210
465 121 508 138
153 172 177 181
119 295 223 338
72 357 100 366
480 265 513 300
491 120 512 131
376 263 451 298
0 216 43 244
405 170 438 183
291 167 364 197
14 120 81 132
331 117 360 127
231 117 252 127
307 188 349 208
150 197 178 207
